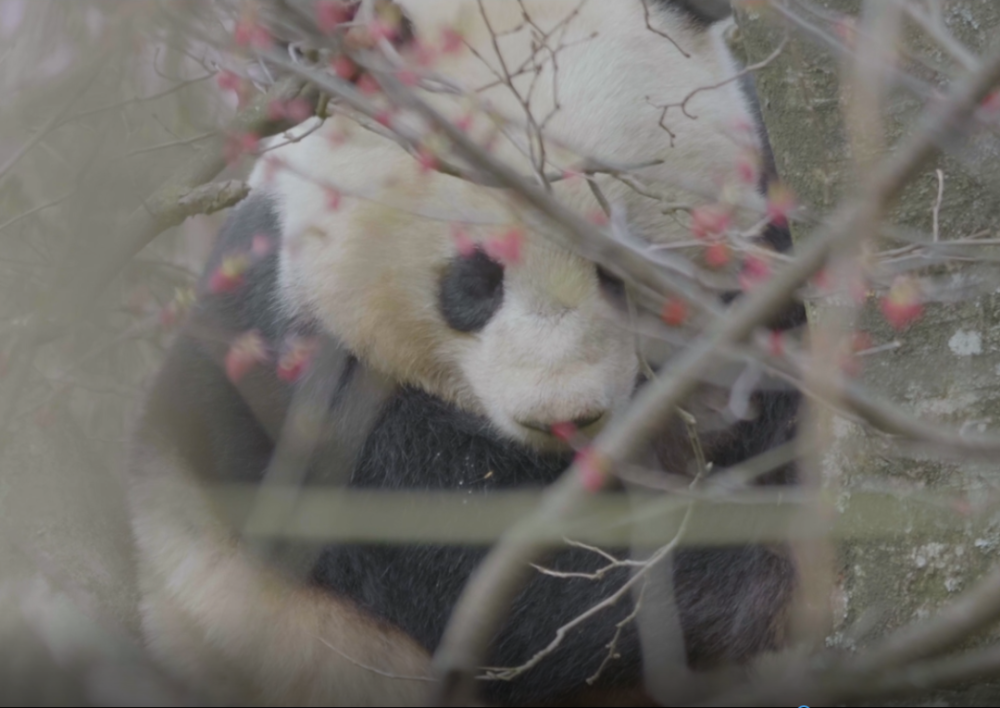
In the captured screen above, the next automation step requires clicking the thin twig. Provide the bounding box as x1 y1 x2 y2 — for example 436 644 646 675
479 502 694 683
0 192 75 237
932 168 944 242
769 0 935 102
586 580 647 685
121 131 217 158
0 76 311 444
55 72 216 129
903 1 978 71
530 543 645 582
0 54 106 187
641 0 691 58
314 636 434 683
654 36 788 122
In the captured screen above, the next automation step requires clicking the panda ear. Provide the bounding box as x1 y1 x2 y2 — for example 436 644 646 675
366 0 417 46
655 0 733 27
393 2 417 46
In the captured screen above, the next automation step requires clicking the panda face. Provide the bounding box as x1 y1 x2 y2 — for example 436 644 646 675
256 0 759 449
441 239 638 446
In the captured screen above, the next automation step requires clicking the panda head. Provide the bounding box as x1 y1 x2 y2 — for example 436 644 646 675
253 0 762 449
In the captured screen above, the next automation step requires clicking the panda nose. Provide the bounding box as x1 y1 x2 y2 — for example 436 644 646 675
517 411 607 435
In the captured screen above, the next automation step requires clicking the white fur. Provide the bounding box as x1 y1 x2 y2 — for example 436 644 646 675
252 0 759 447
129 446 431 706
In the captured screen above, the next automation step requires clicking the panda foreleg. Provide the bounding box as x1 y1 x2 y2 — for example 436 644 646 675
128 445 432 707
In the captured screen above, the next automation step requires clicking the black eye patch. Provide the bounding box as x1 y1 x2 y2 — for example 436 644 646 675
596 265 626 303
439 248 505 333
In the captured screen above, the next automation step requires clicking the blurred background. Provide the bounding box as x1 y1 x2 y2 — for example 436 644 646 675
0 3 235 702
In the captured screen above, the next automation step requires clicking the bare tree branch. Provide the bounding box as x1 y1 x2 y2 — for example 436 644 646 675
175 179 250 218
653 35 788 123
0 75 311 445
426 42 1000 706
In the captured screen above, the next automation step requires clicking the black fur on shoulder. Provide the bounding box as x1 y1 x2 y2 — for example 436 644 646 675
310 389 794 706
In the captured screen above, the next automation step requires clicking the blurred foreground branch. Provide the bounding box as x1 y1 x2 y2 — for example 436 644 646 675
0 75 311 447
428 39 1000 708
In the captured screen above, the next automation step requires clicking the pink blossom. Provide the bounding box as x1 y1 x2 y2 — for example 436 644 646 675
332 55 359 81
738 255 772 291
690 205 731 240
766 183 796 228
484 228 524 265
277 337 318 383
251 234 273 258
881 277 923 330
316 1 353 34
661 298 688 327
451 225 476 258
704 241 731 269
217 70 241 93
441 27 464 54
225 330 268 384
550 422 577 443
575 447 608 493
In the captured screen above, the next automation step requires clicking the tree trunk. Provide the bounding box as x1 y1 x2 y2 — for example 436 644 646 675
736 1 1000 703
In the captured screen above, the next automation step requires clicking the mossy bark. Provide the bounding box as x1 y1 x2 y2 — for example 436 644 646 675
736 2 1000 704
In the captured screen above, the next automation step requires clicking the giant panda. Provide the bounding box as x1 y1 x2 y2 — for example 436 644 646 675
127 1 805 706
